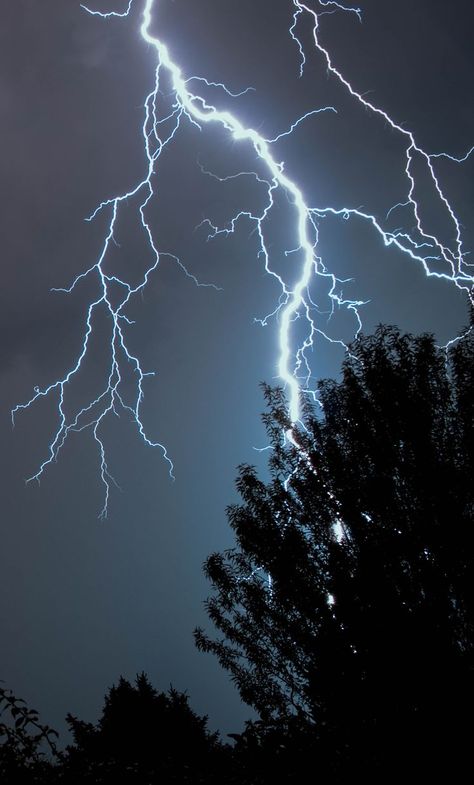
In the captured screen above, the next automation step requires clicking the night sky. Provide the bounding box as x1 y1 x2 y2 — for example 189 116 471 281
1 0 473 741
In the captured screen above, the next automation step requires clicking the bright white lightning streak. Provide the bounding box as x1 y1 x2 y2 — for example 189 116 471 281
13 0 473 516
291 1 473 284
430 145 474 163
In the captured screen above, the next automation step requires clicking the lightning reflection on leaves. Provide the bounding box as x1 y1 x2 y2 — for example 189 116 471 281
13 0 473 516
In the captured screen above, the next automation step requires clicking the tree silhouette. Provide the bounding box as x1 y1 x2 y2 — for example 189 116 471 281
64 673 225 783
0 683 59 784
195 324 474 778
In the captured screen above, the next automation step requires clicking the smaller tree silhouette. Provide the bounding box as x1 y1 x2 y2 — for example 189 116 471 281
0 683 60 784
65 673 225 782
195 324 474 778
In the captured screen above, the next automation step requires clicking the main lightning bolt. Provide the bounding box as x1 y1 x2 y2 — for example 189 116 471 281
13 0 473 516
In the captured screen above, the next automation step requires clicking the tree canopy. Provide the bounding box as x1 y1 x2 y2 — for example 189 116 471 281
1 675 226 784
64 673 224 783
195 324 474 778
2 322 473 782
0 683 60 784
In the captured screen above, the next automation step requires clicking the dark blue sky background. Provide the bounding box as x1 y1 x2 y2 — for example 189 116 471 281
0 0 472 741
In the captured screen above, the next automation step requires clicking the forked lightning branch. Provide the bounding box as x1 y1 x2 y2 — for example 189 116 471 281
13 0 473 516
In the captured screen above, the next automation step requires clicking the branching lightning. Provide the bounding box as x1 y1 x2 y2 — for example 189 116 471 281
13 0 473 515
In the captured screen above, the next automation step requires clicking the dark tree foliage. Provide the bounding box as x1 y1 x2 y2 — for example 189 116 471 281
0 674 234 784
0 674 233 783
195 324 474 779
64 673 225 783
0 683 60 784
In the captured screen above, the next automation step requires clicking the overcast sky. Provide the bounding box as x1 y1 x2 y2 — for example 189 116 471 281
1 0 472 741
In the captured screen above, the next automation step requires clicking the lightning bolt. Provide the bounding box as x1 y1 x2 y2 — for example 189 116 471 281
13 0 473 516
